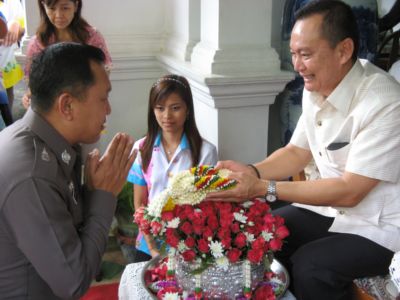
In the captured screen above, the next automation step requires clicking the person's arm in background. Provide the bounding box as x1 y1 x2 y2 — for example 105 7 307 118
86 26 112 72
1 0 25 46
134 183 159 257
22 37 43 109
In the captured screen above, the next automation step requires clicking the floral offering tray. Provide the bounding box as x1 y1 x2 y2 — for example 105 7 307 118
141 255 289 300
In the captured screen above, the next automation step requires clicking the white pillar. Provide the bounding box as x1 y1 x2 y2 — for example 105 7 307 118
20 0 39 54
160 0 293 163
163 0 200 61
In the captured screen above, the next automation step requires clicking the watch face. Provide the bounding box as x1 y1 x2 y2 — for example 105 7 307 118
266 194 276 202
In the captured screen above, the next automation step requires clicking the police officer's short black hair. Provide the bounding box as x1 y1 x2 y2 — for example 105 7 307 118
29 42 106 113
295 0 359 61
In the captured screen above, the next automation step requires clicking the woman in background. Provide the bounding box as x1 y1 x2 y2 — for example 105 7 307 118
23 0 112 108
0 0 25 118
128 74 218 261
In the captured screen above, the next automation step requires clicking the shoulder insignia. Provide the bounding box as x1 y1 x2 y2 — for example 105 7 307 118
41 147 50 162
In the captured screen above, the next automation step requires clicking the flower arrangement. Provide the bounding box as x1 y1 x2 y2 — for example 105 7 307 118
144 256 287 300
134 165 289 299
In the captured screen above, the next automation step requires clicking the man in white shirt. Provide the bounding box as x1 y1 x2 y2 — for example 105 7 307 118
207 1 400 299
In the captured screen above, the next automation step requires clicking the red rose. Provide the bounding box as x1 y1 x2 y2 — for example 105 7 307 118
219 211 233 228
198 201 215 216
202 227 214 240
165 228 180 248
234 232 247 248
183 205 195 218
189 210 204 224
254 285 275 300
217 228 230 240
227 248 242 263
193 223 204 235
180 221 193 235
269 238 283 251
185 236 196 248
275 225 289 239
230 222 240 233
197 239 210 253
161 211 175 222
182 249 196 262
134 207 145 223
221 236 232 249
207 216 219 230
150 220 163 235
251 237 265 250
274 215 285 227
263 214 275 225
138 218 151 234
247 248 264 264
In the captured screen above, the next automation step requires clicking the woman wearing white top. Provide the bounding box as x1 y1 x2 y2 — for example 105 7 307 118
127 74 218 261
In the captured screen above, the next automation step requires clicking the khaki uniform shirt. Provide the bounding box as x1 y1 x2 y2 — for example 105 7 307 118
0 109 116 299
291 59 400 252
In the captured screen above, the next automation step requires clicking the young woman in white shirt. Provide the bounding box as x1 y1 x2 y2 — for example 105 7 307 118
127 74 218 261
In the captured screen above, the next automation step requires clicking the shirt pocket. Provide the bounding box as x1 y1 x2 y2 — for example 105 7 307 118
325 142 351 170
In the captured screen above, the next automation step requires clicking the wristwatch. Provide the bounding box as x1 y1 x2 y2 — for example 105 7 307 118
265 180 277 202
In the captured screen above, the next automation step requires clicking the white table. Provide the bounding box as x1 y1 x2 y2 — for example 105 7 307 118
118 262 296 300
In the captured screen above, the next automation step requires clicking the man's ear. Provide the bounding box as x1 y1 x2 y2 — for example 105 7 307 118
57 93 75 121
338 37 354 65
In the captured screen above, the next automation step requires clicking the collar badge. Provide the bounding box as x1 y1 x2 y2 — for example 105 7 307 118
62 150 71 165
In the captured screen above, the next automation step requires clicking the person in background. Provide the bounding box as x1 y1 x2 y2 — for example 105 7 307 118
207 1 400 299
128 74 218 261
23 0 112 108
0 0 25 117
0 9 12 128
0 42 135 299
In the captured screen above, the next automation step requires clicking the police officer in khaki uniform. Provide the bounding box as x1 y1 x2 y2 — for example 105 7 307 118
0 43 135 299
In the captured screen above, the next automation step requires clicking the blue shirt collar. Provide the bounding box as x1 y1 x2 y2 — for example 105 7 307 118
154 132 189 150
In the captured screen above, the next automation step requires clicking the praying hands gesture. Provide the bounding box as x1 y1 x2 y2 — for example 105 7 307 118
85 133 136 196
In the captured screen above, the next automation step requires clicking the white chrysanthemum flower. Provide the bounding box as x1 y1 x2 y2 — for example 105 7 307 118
244 232 255 243
177 240 187 252
233 212 247 224
167 217 180 228
241 201 254 208
262 231 274 242
210 240 224 258
163 292 180 300
215 256 229 271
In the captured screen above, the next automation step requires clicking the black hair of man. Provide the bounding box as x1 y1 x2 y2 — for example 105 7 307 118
295 0 359 62
29 42 106 113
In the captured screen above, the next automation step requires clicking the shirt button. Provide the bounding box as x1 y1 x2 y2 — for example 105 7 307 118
317 120 322 126
319 151 322 156
338 210 345 215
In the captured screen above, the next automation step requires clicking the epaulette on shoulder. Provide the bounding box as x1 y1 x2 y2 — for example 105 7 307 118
31 137 58 181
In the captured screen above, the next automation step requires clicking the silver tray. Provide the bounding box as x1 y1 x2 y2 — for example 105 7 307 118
141 256 290 299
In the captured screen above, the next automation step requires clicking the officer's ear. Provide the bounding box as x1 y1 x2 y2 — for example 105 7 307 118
57 93 75 121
